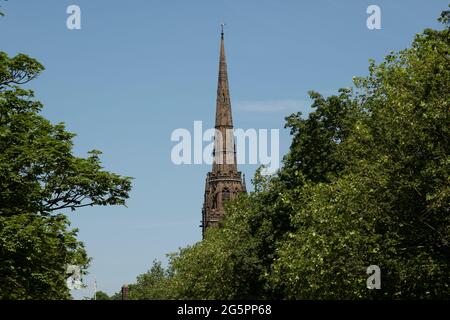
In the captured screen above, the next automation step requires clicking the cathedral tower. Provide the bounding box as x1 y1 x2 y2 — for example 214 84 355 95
201 28 246 238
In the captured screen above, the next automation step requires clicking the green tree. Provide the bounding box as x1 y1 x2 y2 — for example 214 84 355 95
0 0 6 17
282 89 358 186
127 261 171 300
0 52 132 299
271 11 450 299
94 291 110 300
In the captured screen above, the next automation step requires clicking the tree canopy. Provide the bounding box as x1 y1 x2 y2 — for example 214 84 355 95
0 52 132 299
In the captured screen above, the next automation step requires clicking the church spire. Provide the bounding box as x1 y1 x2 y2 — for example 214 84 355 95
213 25 237 173
215 24 233 129
201 27 246 238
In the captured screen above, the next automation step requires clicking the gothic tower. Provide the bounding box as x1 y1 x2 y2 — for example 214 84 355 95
201 28 246 238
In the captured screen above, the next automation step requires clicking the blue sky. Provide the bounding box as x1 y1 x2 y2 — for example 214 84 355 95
1 0 447 299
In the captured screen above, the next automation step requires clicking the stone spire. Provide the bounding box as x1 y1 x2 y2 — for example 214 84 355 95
215 27 233 129
213 26 237 173
201 27 246 238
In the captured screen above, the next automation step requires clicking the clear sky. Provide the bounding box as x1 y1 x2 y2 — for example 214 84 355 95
1 0 447 299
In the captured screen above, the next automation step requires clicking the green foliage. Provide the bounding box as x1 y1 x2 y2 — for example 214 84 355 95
0 0 6 17
283 88 358 185
128 261 171 300
0 52 132 299
0 214 88 299
0 53 132 216
94 291 111 300
273 12 450 299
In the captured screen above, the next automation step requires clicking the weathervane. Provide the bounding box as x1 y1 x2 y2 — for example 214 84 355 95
221 23 226 38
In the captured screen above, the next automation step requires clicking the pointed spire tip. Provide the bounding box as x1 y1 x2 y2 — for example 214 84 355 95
220 23 225 39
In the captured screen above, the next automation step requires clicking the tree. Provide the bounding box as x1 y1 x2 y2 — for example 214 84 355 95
0 0 6 17
94 291 110 300
271 11 450 299
0 52 132 299
282 89 358 185
127 261 171 300
0 214 88 299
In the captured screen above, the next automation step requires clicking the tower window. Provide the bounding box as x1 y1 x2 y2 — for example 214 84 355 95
212 193 217 209
222 188 231 202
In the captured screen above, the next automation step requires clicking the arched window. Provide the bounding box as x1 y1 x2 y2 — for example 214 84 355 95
222 188 231 203
212 193 217 209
